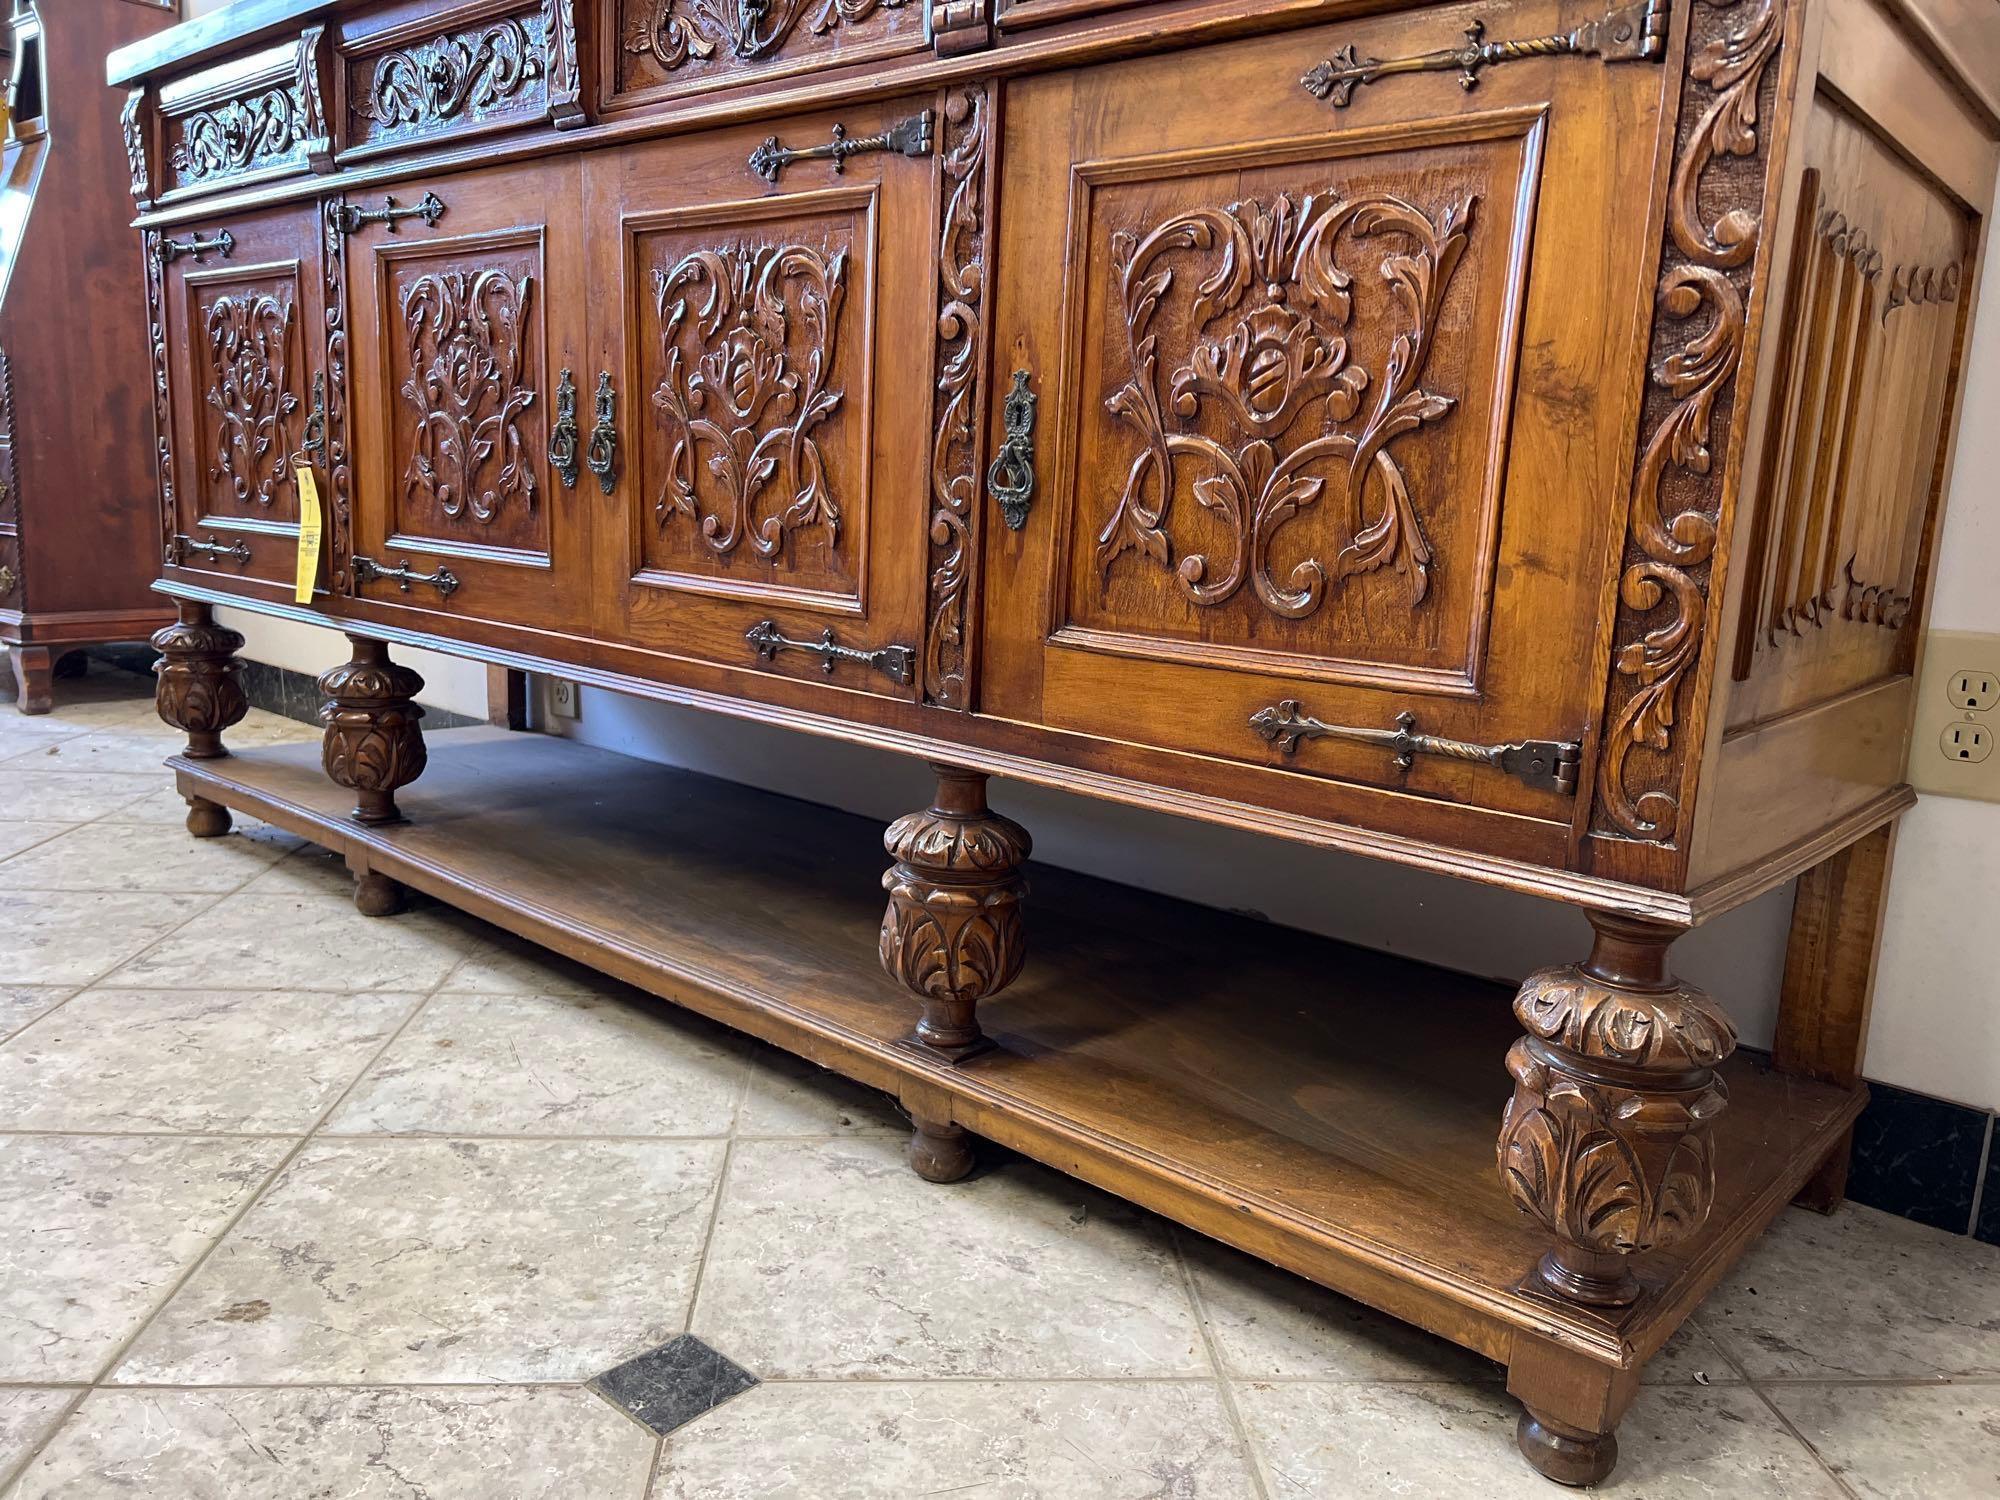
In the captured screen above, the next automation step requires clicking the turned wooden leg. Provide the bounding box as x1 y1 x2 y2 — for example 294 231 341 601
1517 1411 1618 1488
184 796 232 839
318 636 427 826
879 764 1030 1065
352 870 406 918
7 644 54 715
1507 1326 1640 1488
150 601 248 757
907 1110 975 1184
1498 914 1736 1311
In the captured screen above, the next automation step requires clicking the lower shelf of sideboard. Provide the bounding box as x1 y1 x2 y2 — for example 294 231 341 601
172 726 1863 1375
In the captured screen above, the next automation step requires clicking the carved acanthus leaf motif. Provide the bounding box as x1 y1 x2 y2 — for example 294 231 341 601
122 91 150 202
399 269 539 525
1097 189 1474 619
649 241 847 559
1595 0 1783 841
355 18 545 130
1514 963 1737 1068
624 0 911 70
204 293 301 508
172 87 306 184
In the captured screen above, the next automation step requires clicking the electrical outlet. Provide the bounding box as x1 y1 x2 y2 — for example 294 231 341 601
549 677 580 720
1910 630 2000 803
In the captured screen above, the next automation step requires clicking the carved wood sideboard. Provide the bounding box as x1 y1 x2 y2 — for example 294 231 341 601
111 0 1996 1482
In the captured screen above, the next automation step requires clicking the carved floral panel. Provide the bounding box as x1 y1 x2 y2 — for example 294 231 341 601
614 0 927 102
159 32 328 194
347 6 553 151
1065 137 1539 686
197 282 303 518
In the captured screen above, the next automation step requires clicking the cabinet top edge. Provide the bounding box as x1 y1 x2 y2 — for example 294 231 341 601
108 0 338 89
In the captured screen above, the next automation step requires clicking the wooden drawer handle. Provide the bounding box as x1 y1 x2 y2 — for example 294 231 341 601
330 191 446 236
1251 701 1581 795
353 555 460 598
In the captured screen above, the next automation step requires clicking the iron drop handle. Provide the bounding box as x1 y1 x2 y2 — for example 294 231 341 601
586 373 618 495
986 369 1037 531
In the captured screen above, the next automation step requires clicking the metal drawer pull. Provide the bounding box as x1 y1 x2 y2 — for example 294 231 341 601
1302 0 1667 108
157 230 235 265
1251 701 1581 795
330 191 447 236
746 620 915 687
352 555 460 598
0 565 16 595
986 369 1037 531
749 109 934 183
550 369 581 489
585 372 617 495
171 533 252 565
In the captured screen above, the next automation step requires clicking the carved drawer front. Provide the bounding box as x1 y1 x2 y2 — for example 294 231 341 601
981 2 1672 825
604 0 929 114
582 96 936 701
344 159 591 630
155 28 332 202
156 204 329 602
994 0 1148 29
338 0 585 164
1725 92 1974 728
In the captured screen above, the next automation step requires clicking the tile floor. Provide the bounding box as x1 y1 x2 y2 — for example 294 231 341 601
1 669 1997 1497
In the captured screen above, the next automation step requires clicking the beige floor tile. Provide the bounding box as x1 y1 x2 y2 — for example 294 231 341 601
326 991 747 1137
0 823 298 894
0 771 170 822
1 734 178 776
0 988 422 1134
113 1136 725 1384
1766 1383 2000 1499
0 824 73 863
1234 1381 1843 1498
0 891 213 986
0 1389 74 1489
733 1047 908 1137
0 1135 287 1382
0 987 71 1042
237 843 355 898
693 1137 1207 1379
0 724 88 760
10 1386 656 1500
1704 1204 2000 1378
102 892 478 992
98 788 211 827
1178 1230 1500 1383
650 1381 1258 1500
437 928 615 996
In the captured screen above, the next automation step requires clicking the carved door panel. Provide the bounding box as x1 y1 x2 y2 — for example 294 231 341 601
344 159 588 628
582 96 934 702
158 203 326 601
982 2 1670 822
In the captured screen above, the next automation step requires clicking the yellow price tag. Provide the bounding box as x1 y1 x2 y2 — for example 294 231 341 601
294 467 323 604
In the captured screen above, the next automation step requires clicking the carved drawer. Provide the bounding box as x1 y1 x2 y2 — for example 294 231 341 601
153 203 333 603
994 0 1149 29
336 0 585 165
981 0 1672 823
154 28 333 203
602 0 930 115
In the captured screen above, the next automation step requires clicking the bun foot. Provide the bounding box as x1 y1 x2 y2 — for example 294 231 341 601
353 870 406 918
184 796 232 839
908 1115 974 1184
1518 1410 1617 1488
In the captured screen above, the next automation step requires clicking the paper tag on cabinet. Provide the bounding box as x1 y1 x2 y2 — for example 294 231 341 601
294 468 322 604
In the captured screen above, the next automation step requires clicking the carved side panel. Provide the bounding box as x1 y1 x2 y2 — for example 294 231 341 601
1725 96 1973 726
611 0 927 106
1590 0 1786 842
1062 123 1542 690
323 201 355 594
144 231 178 567
159 31 331 196
185 265 309 525
346 5 554 153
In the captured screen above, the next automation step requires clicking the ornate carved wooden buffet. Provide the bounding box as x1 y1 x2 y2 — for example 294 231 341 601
112 0 1996 1482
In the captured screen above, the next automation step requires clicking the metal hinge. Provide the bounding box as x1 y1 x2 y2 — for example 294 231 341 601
746 620 915 687
352 555 460 598
1303 0 1668 108
330 191 447 236
1251 701 1581 795
157 229 235 265
748 110 934 183
170 533 252 566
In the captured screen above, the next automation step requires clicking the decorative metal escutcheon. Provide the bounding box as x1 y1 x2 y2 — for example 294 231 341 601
986 370 1038 532
586 373 618 495
745 620 915 687
550 368 581 489
1250 700 1581 795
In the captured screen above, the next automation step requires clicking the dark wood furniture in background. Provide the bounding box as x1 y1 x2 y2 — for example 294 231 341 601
0 0 177 713
113 0 1996 1483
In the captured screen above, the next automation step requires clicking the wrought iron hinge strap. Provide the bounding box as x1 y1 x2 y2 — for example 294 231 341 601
1303 0 1668 108
171 533 252 566
330 191 446 236
746 620 915 687
1251 701 1581 795
157 230 235 265
353 555 460 598
749 109 934 183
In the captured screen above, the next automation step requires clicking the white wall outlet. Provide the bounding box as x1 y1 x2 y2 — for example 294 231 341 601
1910 630 2000 803
549 677 581 720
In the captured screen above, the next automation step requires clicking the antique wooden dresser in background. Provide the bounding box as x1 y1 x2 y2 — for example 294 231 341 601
110 0 1997 1482
0 0 177 712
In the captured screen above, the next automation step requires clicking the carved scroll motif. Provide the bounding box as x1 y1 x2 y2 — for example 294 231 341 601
354 17 546 132
925 88 990 709
648 241 847 560
143 232 178 566
623 0 910 70
398 269 539 526
172 88 308 184
123 91 150 203
1594 0 1784 842
323 201 354 592
203 292 301 508
1096 190 1475 617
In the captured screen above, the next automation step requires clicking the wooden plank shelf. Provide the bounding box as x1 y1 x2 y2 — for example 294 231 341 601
174 727 1864 1379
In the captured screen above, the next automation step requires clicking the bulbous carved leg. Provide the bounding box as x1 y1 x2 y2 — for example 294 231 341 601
150 601 247 759
879 765 1031 1065
317 636 427 826
1498 914 1737 1310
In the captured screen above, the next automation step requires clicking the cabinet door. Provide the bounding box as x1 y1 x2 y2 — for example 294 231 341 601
344 160 588 629
583 96 935 702
984 2 1666 821
159 203 325 601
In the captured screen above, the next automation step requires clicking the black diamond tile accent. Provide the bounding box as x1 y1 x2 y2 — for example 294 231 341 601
1847 1081 1989 1235
589 1334 758 1436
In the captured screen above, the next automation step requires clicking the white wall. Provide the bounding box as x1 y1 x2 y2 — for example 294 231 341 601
213 607 490 720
